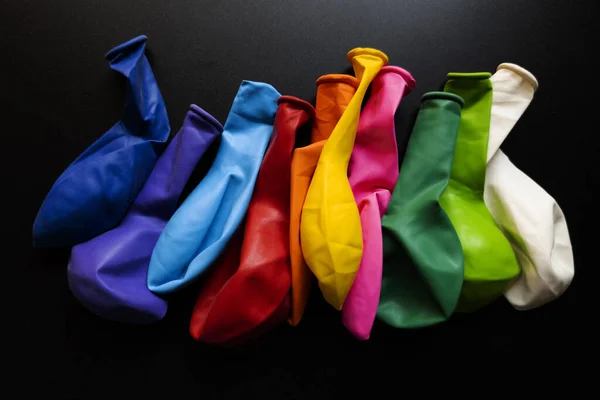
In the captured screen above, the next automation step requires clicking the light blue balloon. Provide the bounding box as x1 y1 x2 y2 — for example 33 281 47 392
148 80 281 294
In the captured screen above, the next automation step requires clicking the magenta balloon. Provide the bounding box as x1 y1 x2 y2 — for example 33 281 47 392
342 66 415 340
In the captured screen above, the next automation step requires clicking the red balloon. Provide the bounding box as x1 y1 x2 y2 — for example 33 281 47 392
190 96 315 345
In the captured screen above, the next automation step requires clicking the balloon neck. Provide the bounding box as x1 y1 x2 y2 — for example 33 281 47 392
311 75 359 143
446 72 492 81
496 63 539 91
346 47 389 65
421 91 464 107
316 74 359 88
105 35 148 62
375 66 417 95
278 95 316 117
346 47 389 81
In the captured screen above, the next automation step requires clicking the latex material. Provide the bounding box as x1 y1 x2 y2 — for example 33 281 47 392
301 48 388 310
341 66 415 339
190 97 314 344
288 74 358 326
148 81 281 294
33 35 170 247
441 73 520 312
485 64 574 309
68 105 223 323
377 92 465 328
486 63 539 162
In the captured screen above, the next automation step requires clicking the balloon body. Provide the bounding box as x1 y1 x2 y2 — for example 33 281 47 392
148 81 281 294
301 48 388 310
486 152 574 309
33 35 170 247
289 74 358 326
341 66 415 339
68 105 223 323
484 63 574 309
190 97 314 344
441 72 520 312
377 92 465 328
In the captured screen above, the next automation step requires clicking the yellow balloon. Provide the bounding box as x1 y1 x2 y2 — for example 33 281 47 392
300 48 388 310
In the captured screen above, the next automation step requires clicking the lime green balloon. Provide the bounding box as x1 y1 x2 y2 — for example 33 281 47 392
377 92 465 328
441 72 520 312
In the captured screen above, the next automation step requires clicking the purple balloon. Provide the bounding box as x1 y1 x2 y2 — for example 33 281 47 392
68 105 223 323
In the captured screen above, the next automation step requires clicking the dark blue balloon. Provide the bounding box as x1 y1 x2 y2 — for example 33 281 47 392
33 35 170 247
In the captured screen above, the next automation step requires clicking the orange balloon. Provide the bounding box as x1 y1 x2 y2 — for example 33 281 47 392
288 74 358 326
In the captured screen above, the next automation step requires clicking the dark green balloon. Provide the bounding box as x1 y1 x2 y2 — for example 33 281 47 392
377 92 465 328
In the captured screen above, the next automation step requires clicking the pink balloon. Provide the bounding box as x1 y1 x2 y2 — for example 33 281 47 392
342 66 415 340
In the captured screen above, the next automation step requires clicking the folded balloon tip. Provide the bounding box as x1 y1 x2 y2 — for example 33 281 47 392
189 104 224 132
105 35 148 60
233 80 281 119
446 72 492 80
278 95 316 117
316 74 360 88
380 66 416 94
497 63 539 91
421 91 464 107
346 48 389 65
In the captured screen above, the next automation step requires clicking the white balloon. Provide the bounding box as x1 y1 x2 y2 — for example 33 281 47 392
486 63 574 310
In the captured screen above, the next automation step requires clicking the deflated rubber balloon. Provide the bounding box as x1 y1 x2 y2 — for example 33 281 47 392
485 64 539 161
301 48 388 310
33 35 170 247
341 66 415 340
485 63 574 309
148 81 280 294
190 97 314 345
68 105 223 323
289 74 358 326
377 92 465 328
441 73 520 312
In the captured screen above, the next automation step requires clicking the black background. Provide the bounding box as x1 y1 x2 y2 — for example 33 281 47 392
2 0 594 397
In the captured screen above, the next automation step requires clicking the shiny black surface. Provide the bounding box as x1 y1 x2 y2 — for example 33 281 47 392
3 0 593 396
